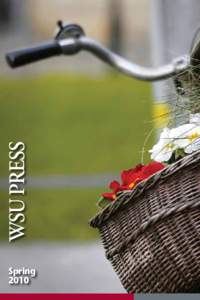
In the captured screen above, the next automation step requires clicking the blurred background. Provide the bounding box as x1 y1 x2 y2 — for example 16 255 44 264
0 0 199 293
0 0 153 237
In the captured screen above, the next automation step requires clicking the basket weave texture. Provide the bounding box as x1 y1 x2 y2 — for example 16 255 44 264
90 151 200 293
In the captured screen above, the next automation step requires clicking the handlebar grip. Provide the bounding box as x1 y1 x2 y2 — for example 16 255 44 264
6 40 62 68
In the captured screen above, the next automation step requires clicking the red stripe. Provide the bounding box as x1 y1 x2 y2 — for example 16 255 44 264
0 294 133 300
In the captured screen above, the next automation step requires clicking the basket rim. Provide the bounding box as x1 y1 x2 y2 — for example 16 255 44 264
90 149 200 228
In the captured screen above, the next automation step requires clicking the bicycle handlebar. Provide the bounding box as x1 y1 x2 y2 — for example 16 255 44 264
77 37 189 81
6 37 83 68
5 22 190 81
6 40 63 68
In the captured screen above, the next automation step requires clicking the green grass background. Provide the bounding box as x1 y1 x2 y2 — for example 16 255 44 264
0 74 154 241
0 189 100 241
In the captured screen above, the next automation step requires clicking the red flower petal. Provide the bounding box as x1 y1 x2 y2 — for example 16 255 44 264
121 164 143 185
134 164 144 172
142 162 165 176
109 180 120 191
102 192 116 201
119 184 130 190
121 170 130 185
100 162 165 205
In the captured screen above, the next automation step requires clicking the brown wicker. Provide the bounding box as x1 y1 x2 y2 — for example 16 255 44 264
90 150 200 293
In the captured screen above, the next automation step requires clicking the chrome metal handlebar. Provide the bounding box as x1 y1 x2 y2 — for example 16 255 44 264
59 36 190 81
7 21 196 82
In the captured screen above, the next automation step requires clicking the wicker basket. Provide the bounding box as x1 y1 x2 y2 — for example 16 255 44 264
90 150 200 293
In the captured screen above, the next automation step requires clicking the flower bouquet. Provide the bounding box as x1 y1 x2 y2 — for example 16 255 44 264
90 113 200 293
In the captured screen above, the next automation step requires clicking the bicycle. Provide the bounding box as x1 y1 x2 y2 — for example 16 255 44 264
6 21 200 293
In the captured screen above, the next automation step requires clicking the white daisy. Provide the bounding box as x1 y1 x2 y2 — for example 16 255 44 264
171 124 200 154
149 128 177 162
